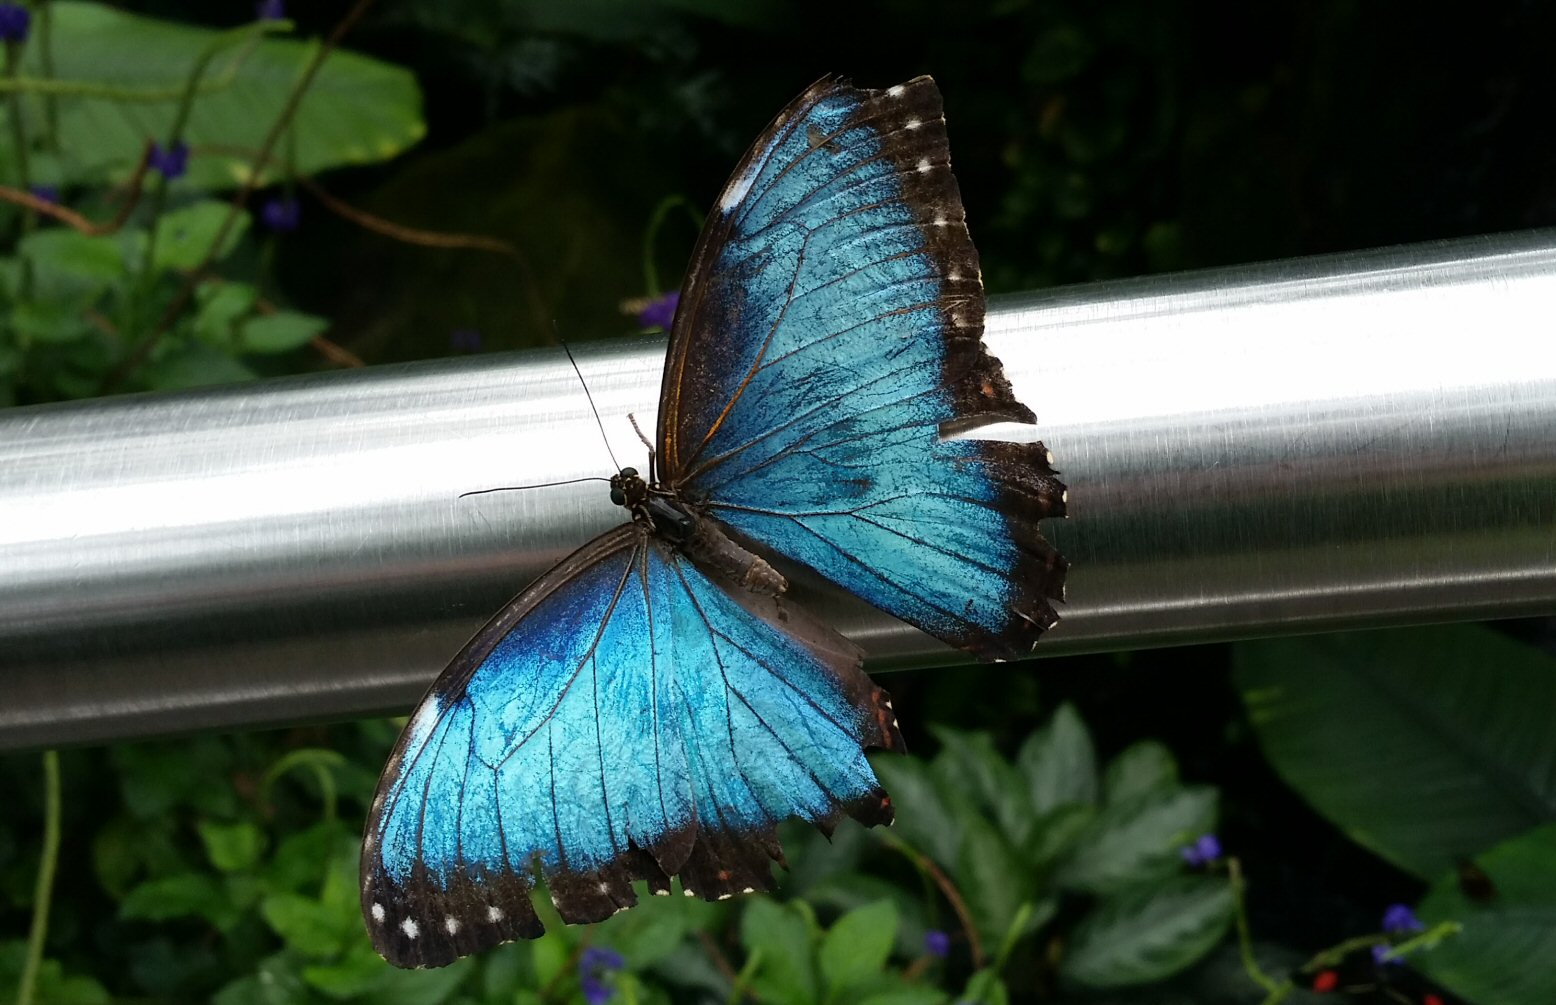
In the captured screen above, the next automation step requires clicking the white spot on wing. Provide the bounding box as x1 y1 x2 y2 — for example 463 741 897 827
401 918 419 939
887 84 905 97
444 915 461 935
717 893 732 901
934 217 947 226
741 886 755 894
718 161 761 214
487 905 505 922
906 118 921 130
653 889 670 897
917 157 931 173
371 902 386 923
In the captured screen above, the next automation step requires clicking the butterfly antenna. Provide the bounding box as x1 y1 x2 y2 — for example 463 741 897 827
458 476 611 500
561 340 623 473
628 413 657 483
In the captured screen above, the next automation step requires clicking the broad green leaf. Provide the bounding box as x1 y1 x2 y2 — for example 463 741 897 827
152 200 249 272
819 899 899 996
930 726 1033 843
1060 875 1235 988
194 281 260 346
357 956 473 1005
197 819 267 872
260 892 347 958
957 811 1030 951
1103 740 1179 805
19 228 124 294
119 872 223 921
741 898 819 1005
1056 786 1217 894
1017 703 1098 814
1417 823 1556 1005
0 944 110 1005
239 310 329 354
870 755 962 869
960 967 1009 1005
1236 626 1556 879
1024 803 1096 873
12 300 93 343
27 2 424 188
301 941 390 998
592 884 716 965
857 990 950 1005
267 821 347 891
139 343 258 391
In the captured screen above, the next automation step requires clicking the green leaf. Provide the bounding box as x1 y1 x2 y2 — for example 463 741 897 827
856 990 950 1005
930 727 1033 843
358 955 474 1005
198 819 267 872
1236 625 1556 879
1061 875 1235 988
119 872 223 921
152 201 249 272
870 755 962 870
592 884 716 965
194 281 260 347
19 228 124 294
0 944 110 1005
1417 823 1556 1005
139 342 258 390
12 301 94 344
1056 786 1218 894
29 2 425 188
267 821 348 891
260 892 347 958
819 899 899 996
957 811 1030 952
239 310 329 354
960 967 1009 1005
1024 803 1096 873
741 898 819 1005
1103 740 1179 804
1017 703 1098 815
301 941 390 998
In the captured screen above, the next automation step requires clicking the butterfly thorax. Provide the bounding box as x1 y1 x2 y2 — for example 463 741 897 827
610 466 787 596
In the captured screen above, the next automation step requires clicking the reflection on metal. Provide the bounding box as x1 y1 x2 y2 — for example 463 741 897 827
3 231 1554 750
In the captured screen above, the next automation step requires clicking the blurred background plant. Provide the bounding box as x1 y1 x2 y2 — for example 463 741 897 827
1 1 1554 1003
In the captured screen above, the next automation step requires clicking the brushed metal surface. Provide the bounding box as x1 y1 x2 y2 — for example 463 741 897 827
2 230 1554 749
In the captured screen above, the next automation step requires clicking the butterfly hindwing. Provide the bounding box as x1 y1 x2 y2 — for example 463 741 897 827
361 524 900 967
659 76 1066 661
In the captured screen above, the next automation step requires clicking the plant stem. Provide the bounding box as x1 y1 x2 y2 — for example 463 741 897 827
880 830 986 969
1227 858 1283 995
36 0 59 153
15 751 61 1005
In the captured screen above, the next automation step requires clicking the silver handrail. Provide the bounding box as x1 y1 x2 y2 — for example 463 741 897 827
3 230 1554 750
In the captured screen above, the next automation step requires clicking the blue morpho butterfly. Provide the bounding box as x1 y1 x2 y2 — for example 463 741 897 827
361 75 1068 968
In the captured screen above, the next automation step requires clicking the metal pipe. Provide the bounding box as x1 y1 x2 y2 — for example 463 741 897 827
3 230 1554 750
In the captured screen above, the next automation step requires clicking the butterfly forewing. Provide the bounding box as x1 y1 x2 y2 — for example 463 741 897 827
657 76 1067 661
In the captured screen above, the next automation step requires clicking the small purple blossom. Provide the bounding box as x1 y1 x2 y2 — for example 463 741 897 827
148 141 190 180
449 328 482 353
637 290 679 330
1179 833 1223 868
1381 903 1424 935
578 946 624 1005
28 184 59 205
0 3 30 44
1371 943 1402 967
260 196 300 233
924 929 951 958
256 0 285 19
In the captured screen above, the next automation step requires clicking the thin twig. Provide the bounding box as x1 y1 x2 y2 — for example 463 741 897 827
880 831 986 969
15 752 61 1005
299 175 522 254
0 142 155 235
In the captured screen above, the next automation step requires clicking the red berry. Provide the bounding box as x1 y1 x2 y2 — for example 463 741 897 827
1312 970 1340 993
1423 996 1445 1005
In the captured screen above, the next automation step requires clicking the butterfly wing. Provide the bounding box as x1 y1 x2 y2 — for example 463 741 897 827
361 524 900 967
658 76 1066 661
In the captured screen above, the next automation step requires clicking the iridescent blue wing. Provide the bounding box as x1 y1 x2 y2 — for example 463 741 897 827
657 76 1067 661
361 525 899 967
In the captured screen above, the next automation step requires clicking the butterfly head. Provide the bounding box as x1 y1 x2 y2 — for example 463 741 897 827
609 467 648 510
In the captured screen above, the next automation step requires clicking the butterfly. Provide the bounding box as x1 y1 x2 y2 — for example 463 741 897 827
361 75 1068 968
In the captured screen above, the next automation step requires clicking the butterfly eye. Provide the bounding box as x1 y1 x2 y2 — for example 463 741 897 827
621 467 638 479
610 487 626 506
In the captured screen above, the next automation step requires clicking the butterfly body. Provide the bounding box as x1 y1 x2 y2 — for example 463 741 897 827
363 75 1066 968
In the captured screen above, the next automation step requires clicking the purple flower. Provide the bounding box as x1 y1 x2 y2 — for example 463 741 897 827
449 328 482 353
578 945 624 1004
1381 903 1423 935
1371 943 1402 967
0 3 30 43
256 0 285 19
148 141 190 180
28 184 59 205
260 196 300 233
1179 833 1222 868
636 291 679 330
924 929 951 958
